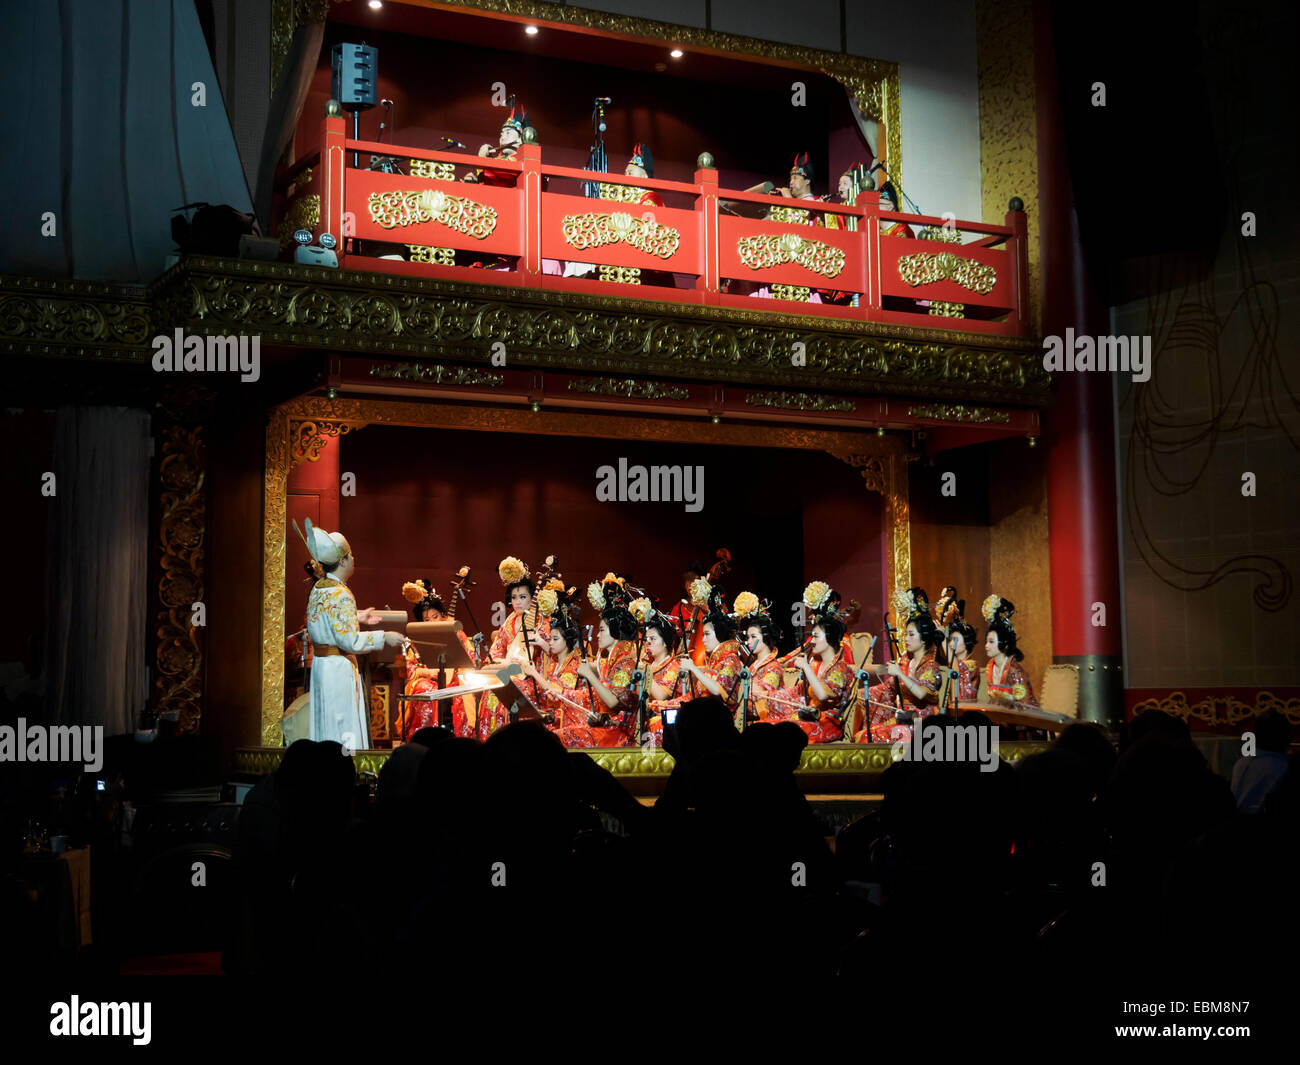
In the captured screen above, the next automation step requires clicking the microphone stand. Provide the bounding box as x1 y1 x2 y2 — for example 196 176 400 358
870 162 922 216
583 98 609 199
737 666 752 732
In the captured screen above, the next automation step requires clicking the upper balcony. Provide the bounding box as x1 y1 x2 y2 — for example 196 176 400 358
283 110 1030 340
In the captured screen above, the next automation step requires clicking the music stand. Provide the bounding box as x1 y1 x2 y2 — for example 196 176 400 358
404 621 475 735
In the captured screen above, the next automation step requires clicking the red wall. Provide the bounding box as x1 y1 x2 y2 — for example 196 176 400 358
311 425 882 652
300 23 872 207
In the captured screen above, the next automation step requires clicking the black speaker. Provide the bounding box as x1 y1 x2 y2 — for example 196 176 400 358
331 43 378 110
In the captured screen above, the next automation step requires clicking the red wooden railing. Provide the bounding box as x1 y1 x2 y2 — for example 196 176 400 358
292 113 1029 337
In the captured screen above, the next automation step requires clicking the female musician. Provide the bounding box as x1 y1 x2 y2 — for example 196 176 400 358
519 610 587 733
569 581 641 747
933 588 979 706
397 579 477 738
479 556 551 739
736 596 788 723
982 596 1039 707
642 609 688 746
858 588 944 742
677 587 745 719
788 609 853 743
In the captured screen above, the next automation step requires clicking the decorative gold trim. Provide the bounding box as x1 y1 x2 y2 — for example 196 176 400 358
597 183 650 203
405 244 455 265
918 226 963 244
745 391 856 413
563 212 680 259
907 403 1012 424
408 160 457 182
154 424 205 734
368 362 505 386
771 284 811 302
598 265 642 285
928 301 966 318
262 396 905 740
289 419 355 468
276 195 320 251
738 233 845 279
567 378 690 401
1129 691 1300 728
897 251 996 294
147 258 1051 405
0 275 152 363
831 451 912 593
367 189 498 238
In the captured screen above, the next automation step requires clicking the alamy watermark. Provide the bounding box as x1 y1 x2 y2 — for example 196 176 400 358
0 720 103 773
596 458 704 513
890 721 1000 773
50 997 150 1045
151 328 260 382
1042 328 1150 383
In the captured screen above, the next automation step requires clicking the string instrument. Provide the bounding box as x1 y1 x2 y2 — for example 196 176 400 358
572 614 598 720
446 564 474 622
686 548 732 666
932 587 960 714
882 610 905 714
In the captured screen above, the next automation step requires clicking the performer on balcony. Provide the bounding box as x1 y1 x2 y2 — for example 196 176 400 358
879 181 915 239
857 587 944 742
788 585 854 743
295 519 405 747
735 595 788 724
982 595 1039 707
753 153 825 302
397 578 476 738
676 586 745 717
478 556 551 739
570 578 641 746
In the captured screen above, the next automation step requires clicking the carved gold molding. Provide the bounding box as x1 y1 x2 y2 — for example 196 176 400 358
1129 691 1300 729
154 424 205 734
405 244 455 265
907 403 1012 424
739 233 845 279
368 362 505 387
771 284 812 302
276 195 320 251
0 276 152 363
598 265 642 285
289 419 355 469
408 160 457 182
745 391 856 413
563 212 680 259
147 258 1051 405
928 301 966 318
597 183 651 203
567 377 690 401
898 251 997 294
367 189 498 238
261 395 906 741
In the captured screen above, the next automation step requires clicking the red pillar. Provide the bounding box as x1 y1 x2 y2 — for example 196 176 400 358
1035 0 1124 726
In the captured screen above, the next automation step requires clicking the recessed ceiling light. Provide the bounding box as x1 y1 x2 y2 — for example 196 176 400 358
525 25 539 36
368 0 382 9
670 48 683 58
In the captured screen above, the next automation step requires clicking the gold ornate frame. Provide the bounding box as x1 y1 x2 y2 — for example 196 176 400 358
272 0 903 185
261 394 910 744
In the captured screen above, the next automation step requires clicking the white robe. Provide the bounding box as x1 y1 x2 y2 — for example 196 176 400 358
305 578 384 749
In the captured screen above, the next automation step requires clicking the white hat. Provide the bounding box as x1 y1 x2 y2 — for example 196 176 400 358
301 518 351 566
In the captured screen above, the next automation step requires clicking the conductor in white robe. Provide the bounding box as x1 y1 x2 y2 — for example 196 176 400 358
298 519 405 750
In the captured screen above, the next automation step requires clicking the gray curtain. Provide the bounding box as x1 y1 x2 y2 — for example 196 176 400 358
0 0 252 282
254 21 326 232
42 407 151 736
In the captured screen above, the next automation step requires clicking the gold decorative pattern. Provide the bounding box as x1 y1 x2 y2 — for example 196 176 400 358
154 425 205 734
562 212 680 259
368 362 505 386
0 276 152 363
148 258 1050 404
738 234 845 279
567 378 689 401
598 265 641 285
271 0 343 88
928 301 967 318
261 395 907 740
767 206 811 225
289 419 354 468
745 391 856 413
897 251 996 294
408 159 457 182
369 683 389 742
977 0 1040 332
276 195 320 251
597 183 649 203
1129 691 1300 729
919 226 963 244
907 403 1011 424
367 189 498 238
405 244 455 265
771 284 812 302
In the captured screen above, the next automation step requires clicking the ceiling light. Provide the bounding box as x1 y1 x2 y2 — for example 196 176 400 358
670 48 684 58
368 0 382 9
525 25 539 36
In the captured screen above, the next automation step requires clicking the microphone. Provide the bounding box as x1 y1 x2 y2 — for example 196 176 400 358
594 96 612 103
442 136 468 149
380 98 393 108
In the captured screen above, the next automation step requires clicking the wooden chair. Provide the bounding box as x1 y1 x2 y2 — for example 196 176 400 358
1039 663 1080 719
